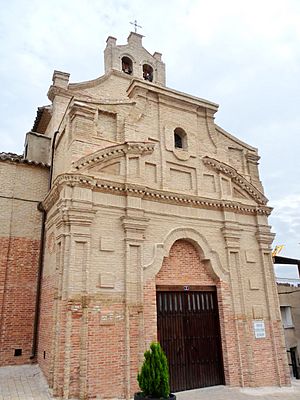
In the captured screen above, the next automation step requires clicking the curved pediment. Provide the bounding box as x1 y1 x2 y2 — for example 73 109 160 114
203 156 268 205
73 142 155 172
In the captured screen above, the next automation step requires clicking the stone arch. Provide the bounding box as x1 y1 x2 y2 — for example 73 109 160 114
143 227 229 282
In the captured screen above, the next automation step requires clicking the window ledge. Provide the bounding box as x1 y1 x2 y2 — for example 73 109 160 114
173 148 190 161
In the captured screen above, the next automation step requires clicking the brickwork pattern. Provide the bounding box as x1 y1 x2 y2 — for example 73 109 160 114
144 240 290 390
87 301 126 399
0 237 40 366
37 274 56 385
0 160 48 368
156 239 216 286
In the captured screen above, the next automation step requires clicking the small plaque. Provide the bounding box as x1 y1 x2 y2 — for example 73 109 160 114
253 320 266 339
245 250 256 263
99 273 116 288
183 286 190 291
249 278 260 290
99 237 114 252
252 305 263 319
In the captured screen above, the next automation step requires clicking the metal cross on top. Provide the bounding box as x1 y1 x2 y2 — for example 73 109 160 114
130 19 142 33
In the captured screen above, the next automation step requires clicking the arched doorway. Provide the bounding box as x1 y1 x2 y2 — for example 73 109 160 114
156 239 224 392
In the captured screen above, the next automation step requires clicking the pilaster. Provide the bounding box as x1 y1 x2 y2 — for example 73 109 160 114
255 224 288 385
122 196 149 399
51 186 96 400
222 219 254 386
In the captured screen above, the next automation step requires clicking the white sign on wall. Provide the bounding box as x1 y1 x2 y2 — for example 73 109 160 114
253 320 266 339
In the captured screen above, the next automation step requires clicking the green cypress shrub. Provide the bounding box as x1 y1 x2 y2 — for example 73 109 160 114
137 342 170 398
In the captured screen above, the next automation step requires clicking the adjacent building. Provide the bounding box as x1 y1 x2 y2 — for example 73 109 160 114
278 282 300 379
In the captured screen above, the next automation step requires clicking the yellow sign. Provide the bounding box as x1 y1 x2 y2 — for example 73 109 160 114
272 245 284 257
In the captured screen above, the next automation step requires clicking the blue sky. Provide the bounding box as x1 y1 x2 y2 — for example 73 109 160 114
0 0 299 277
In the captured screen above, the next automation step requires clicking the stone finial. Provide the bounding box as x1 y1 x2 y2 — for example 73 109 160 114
52 70 70 89
153 52 162 61
127 31 144 46
106 36 117 46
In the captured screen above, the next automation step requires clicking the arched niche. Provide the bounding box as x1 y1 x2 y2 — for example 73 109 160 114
143 64 153 82
174 127 187 150
121 56 133 75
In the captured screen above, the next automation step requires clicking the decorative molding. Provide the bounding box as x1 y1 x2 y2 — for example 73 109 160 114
99 237 115 252
47 85 73 102
69 102 96 121
203 156 268 205
42 173 272 216
246 152 260 164
98 272 116 288
143 227 228 282
256 227 275 250
43 186 60 212
173 149 191 161
127 79 219 112
122 215 149 242
221 222 242 249
73 142 155 171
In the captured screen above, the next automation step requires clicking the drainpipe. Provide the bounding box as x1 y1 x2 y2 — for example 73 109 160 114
30 130 59 360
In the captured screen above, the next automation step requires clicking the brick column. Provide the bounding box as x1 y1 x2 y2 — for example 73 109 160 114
222 220 254 386
122 197 149 399
47 189 96 399
255 225 290 385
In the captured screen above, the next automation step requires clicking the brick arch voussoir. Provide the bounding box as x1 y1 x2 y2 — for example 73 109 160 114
143 227 229 282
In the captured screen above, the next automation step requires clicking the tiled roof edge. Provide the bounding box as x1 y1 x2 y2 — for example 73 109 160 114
0 152 50 168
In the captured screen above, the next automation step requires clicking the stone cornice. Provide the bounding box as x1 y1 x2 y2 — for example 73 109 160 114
47 85 73 102
221 222 243 249
73 142 156 171
42 173 272 216
203 156 268 205
246 152 260 163
127 79 219 112
122 215 150 241
69 102 96 121
42 185 60 212
215 125 257 152
256 226 275 248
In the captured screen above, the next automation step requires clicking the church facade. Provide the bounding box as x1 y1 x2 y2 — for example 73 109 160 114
0 32 290 399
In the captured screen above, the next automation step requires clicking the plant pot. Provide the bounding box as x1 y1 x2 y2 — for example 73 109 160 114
134 392 176 400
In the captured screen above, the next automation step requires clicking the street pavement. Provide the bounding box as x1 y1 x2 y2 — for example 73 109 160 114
0 365 51 400
176 381 300 400
1 364 300 400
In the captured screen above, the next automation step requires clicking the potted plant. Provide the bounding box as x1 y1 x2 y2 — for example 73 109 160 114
135 342 176 400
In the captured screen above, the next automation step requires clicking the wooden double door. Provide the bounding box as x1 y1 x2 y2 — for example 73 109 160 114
157 288 224 392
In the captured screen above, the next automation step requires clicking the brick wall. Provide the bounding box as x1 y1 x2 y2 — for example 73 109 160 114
0 160 48 367
87 301 126 399
37 274 56 383
0 237 40 365
156 239 216 286
144 239 289 389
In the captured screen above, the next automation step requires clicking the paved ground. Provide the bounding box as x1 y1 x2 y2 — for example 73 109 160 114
176 381 300 400
1 364 300 399
0 365 51 400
